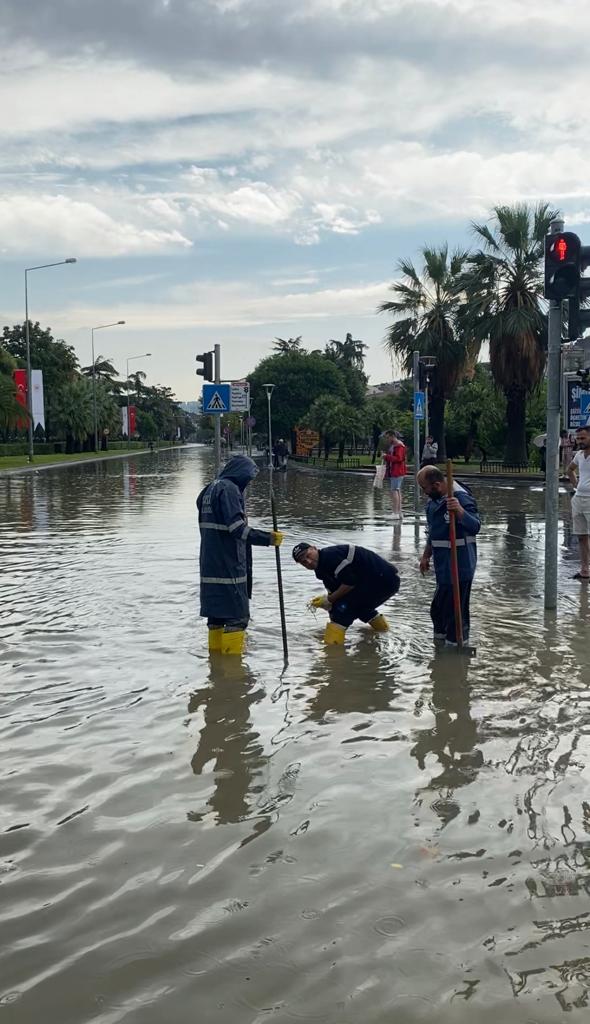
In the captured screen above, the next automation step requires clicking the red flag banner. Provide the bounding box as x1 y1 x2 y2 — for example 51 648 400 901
13 369 28 429
129 405 137 436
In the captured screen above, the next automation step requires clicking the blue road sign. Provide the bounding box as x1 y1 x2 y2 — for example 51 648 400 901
414 390 425 420
581 393 590 425
202 383 231 414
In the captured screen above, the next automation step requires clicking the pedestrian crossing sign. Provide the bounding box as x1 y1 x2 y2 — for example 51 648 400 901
202 383 231 414
414 390 425 420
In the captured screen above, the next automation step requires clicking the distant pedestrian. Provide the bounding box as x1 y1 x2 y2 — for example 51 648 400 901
383 430 407 520
292 541 400 645
560 430 574 476
421 435 438 467
197 455 283 655
567 426 590 581
418 466 481 646
275 438 289 471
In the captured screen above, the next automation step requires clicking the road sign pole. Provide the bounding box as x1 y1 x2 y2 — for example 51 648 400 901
544 218 564 610
214 343 221 475
413 350 420 520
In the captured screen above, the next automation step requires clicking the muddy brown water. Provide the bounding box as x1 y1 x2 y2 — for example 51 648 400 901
1 447 589 1023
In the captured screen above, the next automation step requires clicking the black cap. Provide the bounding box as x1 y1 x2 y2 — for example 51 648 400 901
292 542 311 562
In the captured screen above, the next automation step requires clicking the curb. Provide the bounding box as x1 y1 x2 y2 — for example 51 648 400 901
0 445 188 477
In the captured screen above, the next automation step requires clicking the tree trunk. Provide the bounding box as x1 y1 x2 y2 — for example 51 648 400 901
503 388 528 464
430 391 446 461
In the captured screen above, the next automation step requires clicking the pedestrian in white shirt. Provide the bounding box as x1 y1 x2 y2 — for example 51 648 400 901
567 426 590 580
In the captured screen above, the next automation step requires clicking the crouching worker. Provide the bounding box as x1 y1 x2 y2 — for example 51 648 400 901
292 541 400 644
417 466 480 646
197 455 283 655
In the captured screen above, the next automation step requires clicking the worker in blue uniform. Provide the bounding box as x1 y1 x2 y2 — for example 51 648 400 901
292 541 400 644
197 455 283 655
417 466 481 646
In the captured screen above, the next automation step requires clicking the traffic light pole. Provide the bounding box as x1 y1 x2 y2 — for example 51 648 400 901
214 343 221 475
544 219 564 610
413 350 420 520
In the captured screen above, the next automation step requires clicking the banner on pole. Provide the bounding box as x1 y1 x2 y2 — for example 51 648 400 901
12 369 28 429
566 379 590 429
31 370 45 431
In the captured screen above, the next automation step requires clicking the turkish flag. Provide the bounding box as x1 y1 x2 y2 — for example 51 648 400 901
13 369 28 429
129 405 137 436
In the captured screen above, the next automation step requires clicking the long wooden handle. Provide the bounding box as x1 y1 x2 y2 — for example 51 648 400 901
446 459 464 647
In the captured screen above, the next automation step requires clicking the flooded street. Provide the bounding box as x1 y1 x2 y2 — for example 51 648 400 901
2 446 590 1023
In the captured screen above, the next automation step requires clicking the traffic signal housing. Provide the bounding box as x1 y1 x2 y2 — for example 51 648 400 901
544 231 581 301
196 351 214 381
567 245 590 341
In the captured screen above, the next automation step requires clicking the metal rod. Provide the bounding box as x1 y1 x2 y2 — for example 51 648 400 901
214 343 221 475
544 216 564 611
271 489 289 664
91 328 98 452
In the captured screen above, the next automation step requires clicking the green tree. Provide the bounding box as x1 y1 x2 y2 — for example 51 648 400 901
82 356 122 393
126 369 147 400
460 202 556 464
272 336 303 355
53 377 93 452
379 245 475 460
325 332 367 372
2 322 79 439
304 394 365 460
248 351 348 439
136 410 158 441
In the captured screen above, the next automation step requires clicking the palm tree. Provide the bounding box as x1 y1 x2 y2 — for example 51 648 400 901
53 377 93 452
305 394 365 460
81 356 122 393
379 245 474 459
273 336 303 355
460 202 556 465
126 370 147 400
325 332 367 371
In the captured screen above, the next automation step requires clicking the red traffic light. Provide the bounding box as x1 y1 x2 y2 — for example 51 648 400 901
556 237 568 261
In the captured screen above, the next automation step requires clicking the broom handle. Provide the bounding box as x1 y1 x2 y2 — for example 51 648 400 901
446 459 464 647
271 489 289 664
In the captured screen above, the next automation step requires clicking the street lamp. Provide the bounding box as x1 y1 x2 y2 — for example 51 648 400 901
126 353 151 449
420 356 436 439
91 320 125 452
24 258 77 462
263 384 275 470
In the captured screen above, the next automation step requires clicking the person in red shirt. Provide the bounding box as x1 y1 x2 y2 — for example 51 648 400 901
383 430 407 520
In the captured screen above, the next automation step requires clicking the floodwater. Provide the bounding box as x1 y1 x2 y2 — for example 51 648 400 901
1 446 589 1024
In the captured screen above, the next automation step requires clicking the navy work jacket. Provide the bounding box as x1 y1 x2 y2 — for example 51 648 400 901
197 456 272 620
315 544 399 594
426 483 480 584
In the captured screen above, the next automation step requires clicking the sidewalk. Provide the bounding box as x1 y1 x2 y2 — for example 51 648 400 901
0 445 186 476
289 458 545 484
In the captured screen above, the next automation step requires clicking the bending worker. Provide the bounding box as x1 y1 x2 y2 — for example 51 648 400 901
292 541 400 644
417 466 480 645
197 455 283 655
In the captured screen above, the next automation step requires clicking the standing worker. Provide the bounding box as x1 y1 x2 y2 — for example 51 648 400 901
292 541 400 644
197 455 283 655
417 466 481 646
383 430 407 520
567 425 590 581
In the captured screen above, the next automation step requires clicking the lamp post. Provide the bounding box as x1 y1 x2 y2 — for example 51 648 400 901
91 321 125 452
420 356 436 443
263 384 275 470
126 353 151 449
24 258 77 462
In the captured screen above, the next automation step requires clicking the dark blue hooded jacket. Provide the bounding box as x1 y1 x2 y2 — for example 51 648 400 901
197 456 272 621
426 482 480 584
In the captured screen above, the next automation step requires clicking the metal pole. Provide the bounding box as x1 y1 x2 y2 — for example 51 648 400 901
91 328 98 452
413 350 420 519
425 377 430 440
24 272 34 463
126 357 131 451
544 217 565 610
266 391 273 471
214 343 221 475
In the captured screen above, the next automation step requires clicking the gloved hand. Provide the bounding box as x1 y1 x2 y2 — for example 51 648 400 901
310 594 330 610
270 530 284 546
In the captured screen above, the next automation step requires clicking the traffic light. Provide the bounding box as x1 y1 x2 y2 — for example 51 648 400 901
544 231 581 301
567 245 590 341
196 351 214 381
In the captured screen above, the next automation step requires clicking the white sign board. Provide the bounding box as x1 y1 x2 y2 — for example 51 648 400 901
231 382 250 412
31 369 45 430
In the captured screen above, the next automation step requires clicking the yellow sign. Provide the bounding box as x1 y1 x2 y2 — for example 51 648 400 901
294 428 320 456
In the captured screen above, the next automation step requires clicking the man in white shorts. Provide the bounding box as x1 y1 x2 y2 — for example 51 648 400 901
567 426 590 581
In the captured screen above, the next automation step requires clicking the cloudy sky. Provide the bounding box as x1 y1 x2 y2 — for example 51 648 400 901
1 0 589 399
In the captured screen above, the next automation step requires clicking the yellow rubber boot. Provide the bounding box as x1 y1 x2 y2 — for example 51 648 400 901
324 622 346 645
221 629 246 656
208 627 223 652
369 613 389 633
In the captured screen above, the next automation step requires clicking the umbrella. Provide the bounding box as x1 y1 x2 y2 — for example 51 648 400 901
532 433 546 448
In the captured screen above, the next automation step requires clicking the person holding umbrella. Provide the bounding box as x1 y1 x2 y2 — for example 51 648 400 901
417 466 481 646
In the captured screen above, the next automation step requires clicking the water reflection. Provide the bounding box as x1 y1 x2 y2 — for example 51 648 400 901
188 658 265 826
304 640 396 720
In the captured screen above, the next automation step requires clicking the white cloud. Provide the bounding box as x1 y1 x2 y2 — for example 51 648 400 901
0 195 191 258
